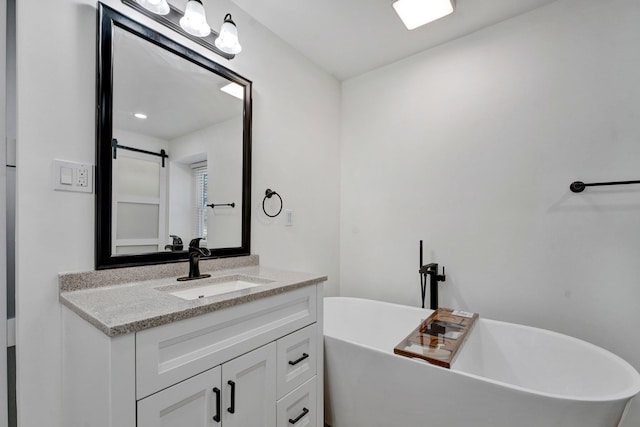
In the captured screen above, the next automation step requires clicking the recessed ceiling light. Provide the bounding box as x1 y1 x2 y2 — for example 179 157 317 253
220 82 244 100
392 0 455 30
133 112 148 119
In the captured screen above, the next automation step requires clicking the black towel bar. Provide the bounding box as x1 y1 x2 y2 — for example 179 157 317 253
570 180 640 193
207 203 235 209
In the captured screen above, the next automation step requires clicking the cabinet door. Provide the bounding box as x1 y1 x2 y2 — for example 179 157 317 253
222 342 277 427
137 366 222 427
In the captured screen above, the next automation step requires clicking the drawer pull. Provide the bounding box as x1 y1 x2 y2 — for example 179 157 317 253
289 407 309 424
212 387 221 422
288 353 309 366
227 380 236 414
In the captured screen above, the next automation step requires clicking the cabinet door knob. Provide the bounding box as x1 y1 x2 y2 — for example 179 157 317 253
288 353 309 366
227 380 236 414
212 387 221 422
289 407 309 424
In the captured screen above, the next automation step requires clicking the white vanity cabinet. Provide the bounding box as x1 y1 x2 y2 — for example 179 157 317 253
61 282 324 427
138 343 276 427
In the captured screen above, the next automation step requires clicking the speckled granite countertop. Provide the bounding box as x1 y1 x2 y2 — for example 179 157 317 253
59 263 327 337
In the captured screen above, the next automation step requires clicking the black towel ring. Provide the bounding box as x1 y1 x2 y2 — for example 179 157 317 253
262 189 283 218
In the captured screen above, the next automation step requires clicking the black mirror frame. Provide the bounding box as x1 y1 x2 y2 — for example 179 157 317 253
96 3 252 269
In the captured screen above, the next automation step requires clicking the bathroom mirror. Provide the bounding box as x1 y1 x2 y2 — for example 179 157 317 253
96 4 251 269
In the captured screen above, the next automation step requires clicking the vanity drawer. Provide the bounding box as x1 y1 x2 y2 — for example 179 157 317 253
277 324 317 399
277 377 317 427
136 285 316 399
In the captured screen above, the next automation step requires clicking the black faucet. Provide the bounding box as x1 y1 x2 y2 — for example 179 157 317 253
164 235 184 252
419 263 446 310
177 238 212 281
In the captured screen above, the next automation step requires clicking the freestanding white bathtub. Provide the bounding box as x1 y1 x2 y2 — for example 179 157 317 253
324 297 640 427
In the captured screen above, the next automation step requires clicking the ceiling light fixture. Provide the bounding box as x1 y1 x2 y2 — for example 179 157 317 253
215 14 242 54
133 112 148 119
179 0 211 37
135 0 170 15
220 82 244 100
392 0 455 30
121 0 241 60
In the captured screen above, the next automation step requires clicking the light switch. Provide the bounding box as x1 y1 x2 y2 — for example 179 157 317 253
53 159 93 193
60 167 73 185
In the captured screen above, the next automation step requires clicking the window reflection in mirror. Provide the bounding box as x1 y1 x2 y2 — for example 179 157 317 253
192 161 208 244
97 4 251 269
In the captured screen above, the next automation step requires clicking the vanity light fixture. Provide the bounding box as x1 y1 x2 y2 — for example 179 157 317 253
121 0 239 60
215 14 242 54
179 0 211 37
392 0 455 30
135 0 169 15
220 82 244 100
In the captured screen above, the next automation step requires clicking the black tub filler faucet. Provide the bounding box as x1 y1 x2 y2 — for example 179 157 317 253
420 263 446 310
418 240 446 310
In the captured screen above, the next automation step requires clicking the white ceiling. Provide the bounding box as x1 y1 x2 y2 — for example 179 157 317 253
113 27 243 141
230 0 558 80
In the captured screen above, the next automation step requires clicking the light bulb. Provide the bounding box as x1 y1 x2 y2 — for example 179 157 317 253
215 14 242 54
136 0 170 15
179 0 211 38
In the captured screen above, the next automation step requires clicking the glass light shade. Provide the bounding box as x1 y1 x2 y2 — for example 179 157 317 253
215 14 242 54
392 0 455 30
179 0 211 38
136 0 170 15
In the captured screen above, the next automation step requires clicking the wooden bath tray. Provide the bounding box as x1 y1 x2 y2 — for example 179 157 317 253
394 308 478 369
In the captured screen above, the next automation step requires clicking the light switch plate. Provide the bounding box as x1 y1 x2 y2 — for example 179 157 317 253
284 209 293 226
52 159 93 193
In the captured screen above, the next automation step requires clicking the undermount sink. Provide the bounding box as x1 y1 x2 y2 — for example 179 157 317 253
162 275 273 300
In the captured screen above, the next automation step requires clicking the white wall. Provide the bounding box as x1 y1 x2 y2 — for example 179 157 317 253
341 0 640 424
167 161 194 244
170 116 244 248
168 123 210 244
15 1 340 426
207 117 243 248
